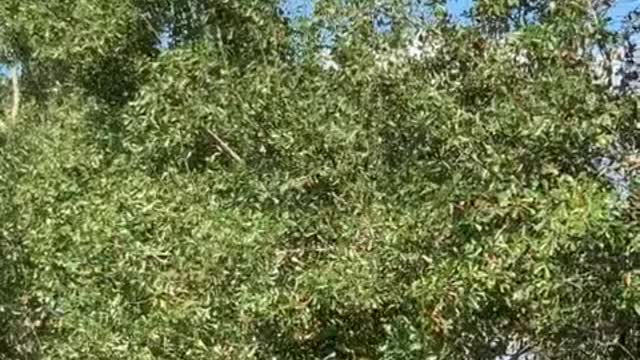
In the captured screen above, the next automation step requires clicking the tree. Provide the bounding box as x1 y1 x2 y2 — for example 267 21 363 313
1 1 639 359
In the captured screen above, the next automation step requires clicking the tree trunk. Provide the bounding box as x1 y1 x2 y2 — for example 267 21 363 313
9 64 20 127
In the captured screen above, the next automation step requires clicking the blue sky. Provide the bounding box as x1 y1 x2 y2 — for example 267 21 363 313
283 0 638 29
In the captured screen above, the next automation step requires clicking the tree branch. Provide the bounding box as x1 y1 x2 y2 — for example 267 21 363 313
207 129 245 165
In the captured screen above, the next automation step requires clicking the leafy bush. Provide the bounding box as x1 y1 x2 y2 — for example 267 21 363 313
1 1 639 359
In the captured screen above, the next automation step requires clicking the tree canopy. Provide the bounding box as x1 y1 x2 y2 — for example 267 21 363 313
1 1 640 359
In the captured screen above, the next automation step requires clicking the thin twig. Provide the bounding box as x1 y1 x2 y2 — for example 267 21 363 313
141 13 162 45
609 341 637 360
207 129 245 165
509 344 534 360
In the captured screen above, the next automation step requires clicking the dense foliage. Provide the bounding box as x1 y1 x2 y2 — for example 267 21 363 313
1 0 639 359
